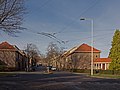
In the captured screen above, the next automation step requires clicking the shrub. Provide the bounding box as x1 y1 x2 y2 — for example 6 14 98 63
0 65 16 72
73 69 120 75
94 70 120 75
0 65 6 71
99 70 113 74
73 69 90 73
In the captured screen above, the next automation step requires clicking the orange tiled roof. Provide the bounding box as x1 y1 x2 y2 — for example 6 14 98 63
62 43 100 57
74 43 101 53
62 46 78 57
0 41 15 49
94 58 111 62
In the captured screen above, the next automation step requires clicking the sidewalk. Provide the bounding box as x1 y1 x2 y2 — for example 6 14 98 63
0 71 45 75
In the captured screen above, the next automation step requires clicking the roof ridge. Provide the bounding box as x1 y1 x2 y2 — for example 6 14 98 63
74 43 101 52
0 41 15 49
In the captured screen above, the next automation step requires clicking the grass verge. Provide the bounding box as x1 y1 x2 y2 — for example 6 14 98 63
91 74 120 79
0 72 17 77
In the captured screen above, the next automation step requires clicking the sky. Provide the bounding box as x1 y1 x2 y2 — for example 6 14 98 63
1 0 120 57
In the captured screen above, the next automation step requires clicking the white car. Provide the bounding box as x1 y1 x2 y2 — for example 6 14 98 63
51 67 57 71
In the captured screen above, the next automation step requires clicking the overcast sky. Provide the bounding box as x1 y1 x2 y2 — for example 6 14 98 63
1 0 120 57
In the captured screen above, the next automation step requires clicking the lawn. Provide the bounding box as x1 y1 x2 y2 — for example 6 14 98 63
91 74 120 79
0 72 16 77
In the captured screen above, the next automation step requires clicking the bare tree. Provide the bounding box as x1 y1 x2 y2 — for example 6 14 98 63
26 43 40 68
0 0 25 33
26 44 39 63
46 42 64 68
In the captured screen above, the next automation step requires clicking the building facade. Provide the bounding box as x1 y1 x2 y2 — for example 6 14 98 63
61 43 101 70
0 42 27 70
94 58 111 70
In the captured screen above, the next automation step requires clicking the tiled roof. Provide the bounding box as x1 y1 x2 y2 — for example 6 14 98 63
94 58 111 62
62 46 78 57
74 43 101 53
62 43 100 57
0 41 15 49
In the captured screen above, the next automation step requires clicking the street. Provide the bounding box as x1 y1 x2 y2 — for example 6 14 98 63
0 71 120 90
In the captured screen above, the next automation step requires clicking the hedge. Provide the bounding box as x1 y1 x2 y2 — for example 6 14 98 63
73 69 90 73
73 69 120 75
0 65 6 71
0 65 16 72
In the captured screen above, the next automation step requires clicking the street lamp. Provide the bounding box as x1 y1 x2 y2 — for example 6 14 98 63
80 18 94 75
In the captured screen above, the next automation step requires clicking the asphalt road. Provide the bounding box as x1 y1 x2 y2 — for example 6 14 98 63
0 71 120 90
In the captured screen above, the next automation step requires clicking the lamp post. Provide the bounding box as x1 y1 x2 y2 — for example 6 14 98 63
80 18 94 75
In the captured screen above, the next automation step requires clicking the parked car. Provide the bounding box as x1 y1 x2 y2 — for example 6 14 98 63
51 67 57 71
47 66 52 70
31 65 37 71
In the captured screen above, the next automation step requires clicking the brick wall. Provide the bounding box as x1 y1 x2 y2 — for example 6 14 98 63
63 52 100 69
0 50 16 67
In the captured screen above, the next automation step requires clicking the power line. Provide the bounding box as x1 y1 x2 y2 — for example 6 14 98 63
56 0 100 34
24 29 66 44
55 28 115 34
23 0 100 44
67 31 113 42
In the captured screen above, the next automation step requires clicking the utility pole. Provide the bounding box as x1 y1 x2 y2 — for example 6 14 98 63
80 18 94 75
26 43 29 72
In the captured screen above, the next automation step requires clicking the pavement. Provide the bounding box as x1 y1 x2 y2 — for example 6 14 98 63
0 71 120 90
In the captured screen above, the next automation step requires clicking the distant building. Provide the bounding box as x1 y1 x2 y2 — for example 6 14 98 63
0 41 27 70
60 43 101 69
94 58 111 70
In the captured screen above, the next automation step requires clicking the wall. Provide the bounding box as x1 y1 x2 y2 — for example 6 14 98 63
15 51 27 70
64 52 100 69
0 50 16 67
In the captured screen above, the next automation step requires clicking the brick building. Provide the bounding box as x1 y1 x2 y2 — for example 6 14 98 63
0 41 27 70
94 58 111 70
61 43 101 69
